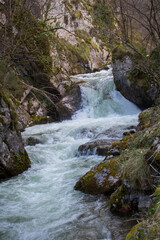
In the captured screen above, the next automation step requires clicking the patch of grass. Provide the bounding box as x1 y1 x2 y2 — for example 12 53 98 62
120 149 152 190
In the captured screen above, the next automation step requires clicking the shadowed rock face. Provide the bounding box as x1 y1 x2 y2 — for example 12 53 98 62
112 57 159 109
56 85 81 120
0 93 31 179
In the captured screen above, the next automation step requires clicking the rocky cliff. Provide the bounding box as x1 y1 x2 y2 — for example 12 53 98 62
112 46 160 109
0 91 31 179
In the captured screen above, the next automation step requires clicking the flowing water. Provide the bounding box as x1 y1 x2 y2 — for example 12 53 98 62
0 68 140 240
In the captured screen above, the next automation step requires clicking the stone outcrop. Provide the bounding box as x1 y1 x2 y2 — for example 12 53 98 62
0 91 31 179
112 46 160 108
112 56 159 108
56 85 81 120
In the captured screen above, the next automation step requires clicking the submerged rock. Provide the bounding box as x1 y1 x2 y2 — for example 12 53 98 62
77 139 118 156
56 85 81 120
0 91 31 179
74 158 121 194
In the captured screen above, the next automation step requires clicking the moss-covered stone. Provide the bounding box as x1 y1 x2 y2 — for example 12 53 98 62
137 106 160 131
110 184 132 213
0 91 31 179
125 222 146 240
74 158 121 194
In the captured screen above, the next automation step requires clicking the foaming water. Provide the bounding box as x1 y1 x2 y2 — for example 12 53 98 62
0 68 140 240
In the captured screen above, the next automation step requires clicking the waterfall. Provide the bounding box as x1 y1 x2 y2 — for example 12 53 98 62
0 68 140 240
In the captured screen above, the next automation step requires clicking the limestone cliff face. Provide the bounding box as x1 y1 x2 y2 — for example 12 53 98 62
34 0 110 93
0 91 31 179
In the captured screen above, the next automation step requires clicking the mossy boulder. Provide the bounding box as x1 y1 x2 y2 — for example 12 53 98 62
74 158 121 194
110 184 133 213
0 91 31 179
137 106 160 131
112 46 160 108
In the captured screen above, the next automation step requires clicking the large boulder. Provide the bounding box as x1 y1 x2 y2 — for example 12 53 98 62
74 158 121 194
112 48 159 108
0 91 31 179
56 85 81 120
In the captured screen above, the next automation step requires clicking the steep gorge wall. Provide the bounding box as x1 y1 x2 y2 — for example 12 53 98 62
0 91 31 179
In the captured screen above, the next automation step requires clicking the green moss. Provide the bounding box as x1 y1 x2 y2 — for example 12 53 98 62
75 29 92 44
56 38 90 73
111 135 132 152
110 184 131 213
71 10 82 20
83 170 94 182
31 115 52 125
75 158 121 195
125 222 145 240
137 106 160 131
11 150 31 174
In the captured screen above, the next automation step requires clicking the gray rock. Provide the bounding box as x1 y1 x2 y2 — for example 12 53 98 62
138 195 152 212
112 56 159 108
0 93 31 179
77 139 118 156
56 85 81 120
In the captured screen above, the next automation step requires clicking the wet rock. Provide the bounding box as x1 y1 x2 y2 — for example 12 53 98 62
77 139 118 156
24 137 42 146
112 55 159 108
56 85 81 120
74 158 121 195
110 182 152 214
110 184 133 213
0 91 31 179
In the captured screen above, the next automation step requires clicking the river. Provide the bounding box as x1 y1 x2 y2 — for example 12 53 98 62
0 68 140 240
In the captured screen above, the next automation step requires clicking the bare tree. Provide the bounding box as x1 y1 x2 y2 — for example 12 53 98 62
110 0 160 85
